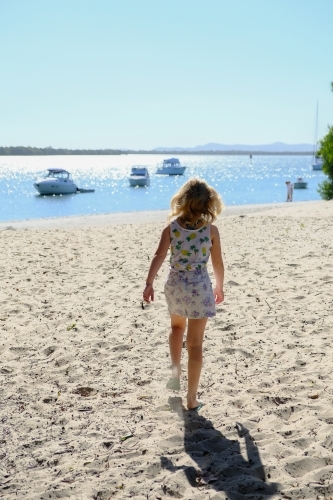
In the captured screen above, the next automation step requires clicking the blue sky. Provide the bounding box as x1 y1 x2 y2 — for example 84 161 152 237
1 0 333 150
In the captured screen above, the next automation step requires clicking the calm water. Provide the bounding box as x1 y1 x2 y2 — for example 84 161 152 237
0 154 325 222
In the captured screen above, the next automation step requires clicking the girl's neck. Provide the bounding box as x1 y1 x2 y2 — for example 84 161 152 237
177 217 204 230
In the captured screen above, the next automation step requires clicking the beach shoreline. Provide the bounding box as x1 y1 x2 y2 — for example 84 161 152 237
0 199 331 230
1 199 333 498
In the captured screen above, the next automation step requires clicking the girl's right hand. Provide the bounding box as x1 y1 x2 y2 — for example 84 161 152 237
143 283 154 303
214 288 224 304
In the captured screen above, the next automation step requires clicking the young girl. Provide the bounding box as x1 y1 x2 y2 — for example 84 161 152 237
143 178 224 411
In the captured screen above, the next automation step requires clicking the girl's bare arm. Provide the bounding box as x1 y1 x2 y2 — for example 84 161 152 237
210 224 224 304
143 225 171 302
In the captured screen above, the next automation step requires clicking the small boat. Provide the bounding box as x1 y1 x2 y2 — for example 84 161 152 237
129 166 150 187
312 102 323 170
34 168 78 195
34 168 94 195
312 157 323 171
294 177 308 189
156 158 186 175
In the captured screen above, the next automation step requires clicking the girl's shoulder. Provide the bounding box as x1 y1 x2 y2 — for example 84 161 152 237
159 224 172 244
170 218 183 231
210 224 220 239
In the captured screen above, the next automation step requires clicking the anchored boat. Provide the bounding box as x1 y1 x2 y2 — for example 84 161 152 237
156 158 186 175
294 177 308 189
33 168 94 195
128 166 150 187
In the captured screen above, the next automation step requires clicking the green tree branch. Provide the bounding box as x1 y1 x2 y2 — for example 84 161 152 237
318 82 333 200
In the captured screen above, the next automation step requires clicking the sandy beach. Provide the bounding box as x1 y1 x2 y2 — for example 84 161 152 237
1 199 333 499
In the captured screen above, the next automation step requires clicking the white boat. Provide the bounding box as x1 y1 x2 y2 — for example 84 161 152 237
129 166 150 187
312 157 323 171
156 158 186 175
294 178 308 189
34 168 78 195
312 102 323 170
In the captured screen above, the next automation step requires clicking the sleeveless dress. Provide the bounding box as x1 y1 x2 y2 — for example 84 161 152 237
164 219 216 319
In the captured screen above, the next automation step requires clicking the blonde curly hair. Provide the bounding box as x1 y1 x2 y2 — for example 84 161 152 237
169 178 223 225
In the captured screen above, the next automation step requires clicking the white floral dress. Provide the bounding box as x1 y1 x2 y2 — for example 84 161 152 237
164 219 216 319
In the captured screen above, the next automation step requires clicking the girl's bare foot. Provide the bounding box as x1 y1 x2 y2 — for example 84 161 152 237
166 377 180 391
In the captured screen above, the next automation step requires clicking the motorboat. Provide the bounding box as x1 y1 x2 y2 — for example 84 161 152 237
294 177 308 189
311 102 323 171
129 166 150 187
34 168 78 194
33 168 95 195
156 158 186 175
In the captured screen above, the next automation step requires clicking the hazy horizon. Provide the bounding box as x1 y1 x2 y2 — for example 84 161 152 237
0 141 314 154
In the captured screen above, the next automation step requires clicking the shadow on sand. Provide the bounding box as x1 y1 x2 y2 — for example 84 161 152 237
160 396 278 499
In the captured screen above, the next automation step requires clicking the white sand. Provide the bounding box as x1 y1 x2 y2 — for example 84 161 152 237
1 199 333 499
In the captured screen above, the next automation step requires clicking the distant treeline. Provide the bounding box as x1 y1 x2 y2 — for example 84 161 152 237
0 146 312 156
0 147 123 156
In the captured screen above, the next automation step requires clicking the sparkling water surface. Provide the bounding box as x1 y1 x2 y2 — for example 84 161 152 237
0 154 325 223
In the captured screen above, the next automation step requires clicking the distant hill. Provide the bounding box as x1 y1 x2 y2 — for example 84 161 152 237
153 142 313 153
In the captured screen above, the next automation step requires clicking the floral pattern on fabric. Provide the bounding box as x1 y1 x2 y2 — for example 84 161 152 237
165 220 215 319
164 268 216 319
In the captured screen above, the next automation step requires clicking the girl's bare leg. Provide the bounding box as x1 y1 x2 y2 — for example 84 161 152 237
169 314 186 379
186 318 207 409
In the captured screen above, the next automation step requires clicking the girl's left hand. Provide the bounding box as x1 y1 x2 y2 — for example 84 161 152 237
143 284 154 303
